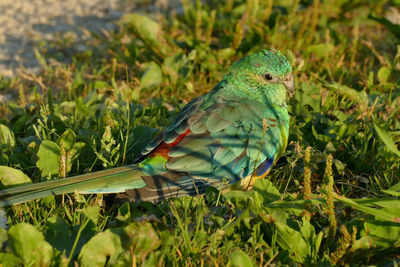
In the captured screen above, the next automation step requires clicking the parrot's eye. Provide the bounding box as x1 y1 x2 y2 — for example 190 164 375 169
264 73 273 81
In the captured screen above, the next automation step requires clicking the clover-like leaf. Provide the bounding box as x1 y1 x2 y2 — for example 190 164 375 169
36 140 61 177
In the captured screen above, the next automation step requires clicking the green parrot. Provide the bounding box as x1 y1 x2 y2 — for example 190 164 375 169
0 49 294 206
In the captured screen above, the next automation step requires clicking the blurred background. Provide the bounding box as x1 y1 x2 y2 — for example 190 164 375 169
0 0 168 77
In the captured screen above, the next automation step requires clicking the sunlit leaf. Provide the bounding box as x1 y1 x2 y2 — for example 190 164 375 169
140 62 163 89
334 193 400 223
229 250 254 267
58 129 77 151
121 13 173 57
36 140 61 177
8 223 54 265
306 43 334 59
0 166 31 187
327 83 369 104
373 121 400 158
124 222 161 260
78 228 124 267
44 216 74 256
0 253 22 265
261 211 309 262
377 66 391 84
354 218 400 250
0 124 15 148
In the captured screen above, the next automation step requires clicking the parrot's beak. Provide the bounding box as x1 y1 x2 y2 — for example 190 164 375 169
283 73 295 98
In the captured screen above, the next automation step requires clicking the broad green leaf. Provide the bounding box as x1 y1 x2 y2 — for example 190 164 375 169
373 121 400 157
334 193 400 223
8 223 54 265
78 228 124 267
327 83 369 104
115 202 131 223
59 101 76 115
329 122 356 140
312 125 330 142
75 97 90 118
162 54 189 85
0 124 15 148
65 142 86 172
82 206 101 225
217 48 236 60
58 129 76 151
44 216 74 256
300 217 323 261
140 62 162 89
0 227 6 245
265 199 325 217
381 190 400 197
363 199 400 218
354 218 400 250
124 222 161 260
229 250 254 267
262 212 308 262
0 253 23 266
292 82 321 115
306 43 334 59
274 223 308 262
377 66 391 84
36 140 61 176
333 159 346 175
365 219 400 242
354 198 400 212
388 181 400 192
253 179 281 203
0 166 31 187
121 13 171 57
93 80 109 89
68 142 85 161
225 190 256 207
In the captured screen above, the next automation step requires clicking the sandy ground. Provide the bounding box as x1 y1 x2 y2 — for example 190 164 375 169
0 0 125 78
0 0 178 79
0 0 183 102
0 1 398 80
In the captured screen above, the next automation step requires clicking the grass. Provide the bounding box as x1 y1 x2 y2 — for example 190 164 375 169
0 0 400 265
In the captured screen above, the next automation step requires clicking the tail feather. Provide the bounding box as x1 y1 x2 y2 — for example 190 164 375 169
118 173 226 203
0 165 145 206
0 165 226 207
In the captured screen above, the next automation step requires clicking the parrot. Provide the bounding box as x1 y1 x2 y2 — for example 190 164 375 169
0 49 294 207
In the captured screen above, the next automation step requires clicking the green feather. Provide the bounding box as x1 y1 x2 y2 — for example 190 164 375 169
169 134 214 157
0 165 146 206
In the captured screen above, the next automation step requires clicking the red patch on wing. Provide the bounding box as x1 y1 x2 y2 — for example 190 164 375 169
150 128 191 159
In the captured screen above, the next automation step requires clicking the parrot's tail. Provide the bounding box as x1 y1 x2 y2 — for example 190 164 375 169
0 164 146 207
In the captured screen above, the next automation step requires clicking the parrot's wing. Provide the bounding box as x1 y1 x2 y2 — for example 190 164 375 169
138 96 205 158
165 98 289 184
122 95 289 202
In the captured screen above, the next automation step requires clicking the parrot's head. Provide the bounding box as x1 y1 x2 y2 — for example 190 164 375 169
225 49 294 106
